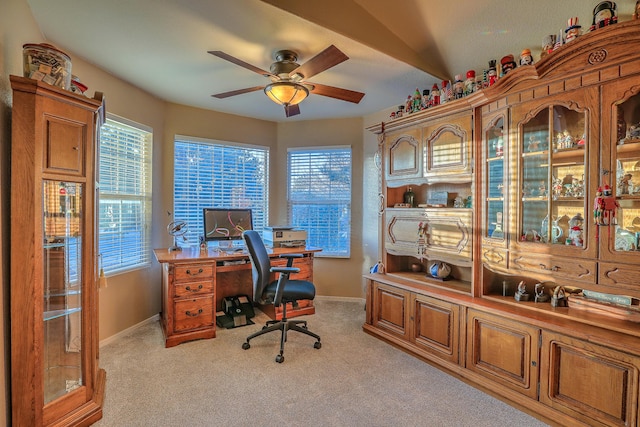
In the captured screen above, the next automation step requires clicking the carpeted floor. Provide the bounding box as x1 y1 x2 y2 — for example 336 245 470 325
94 299 549 427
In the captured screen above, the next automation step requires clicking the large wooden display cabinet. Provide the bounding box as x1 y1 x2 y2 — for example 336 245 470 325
364 21 640 427
10 76 105 426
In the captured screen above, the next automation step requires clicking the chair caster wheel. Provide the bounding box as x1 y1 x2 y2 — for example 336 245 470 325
314 341 321 349
275 354 284 363
242 342 250 350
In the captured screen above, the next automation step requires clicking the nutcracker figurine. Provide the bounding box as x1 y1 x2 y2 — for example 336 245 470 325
590 1 618 31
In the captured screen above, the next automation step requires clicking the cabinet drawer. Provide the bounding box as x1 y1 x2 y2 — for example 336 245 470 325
271 257 312 281
599 261 640 289
174 281 213 298
509 252 597 284
174 264 214 282
174 297 214 332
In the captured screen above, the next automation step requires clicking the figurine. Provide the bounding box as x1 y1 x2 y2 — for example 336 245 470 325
514 281 530 302
430 83 440 106
397 105 404 118
405 95 413 114
487 60 498 86
590 1 617 31
540 34 556 60
594 187 605 224
534 283 550 303
551 286 568 307
421 89 430 110
412 88 422 112
601 184 620 225
453 75 464 99
519 49 534 66
464 70 476 96
552 30 564 51
500 54 517 76
619 173 633 195
566 225 583 247
634 0 640 19
440 80 451 104
565 17 582 43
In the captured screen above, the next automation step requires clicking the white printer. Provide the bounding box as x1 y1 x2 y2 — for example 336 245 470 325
263 226 307 248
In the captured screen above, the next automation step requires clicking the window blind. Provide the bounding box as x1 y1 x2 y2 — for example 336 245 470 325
173 137 269 245
98 118 153 274
288 147 351 257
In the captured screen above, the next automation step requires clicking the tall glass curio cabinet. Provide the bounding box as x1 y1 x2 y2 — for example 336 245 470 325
10 76 105 426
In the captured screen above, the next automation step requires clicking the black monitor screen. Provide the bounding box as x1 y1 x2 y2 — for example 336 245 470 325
202 208 253 241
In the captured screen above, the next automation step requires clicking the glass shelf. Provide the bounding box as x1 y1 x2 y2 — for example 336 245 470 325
44 307 82 322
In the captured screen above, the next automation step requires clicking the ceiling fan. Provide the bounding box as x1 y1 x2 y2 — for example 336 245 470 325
209 45 365 117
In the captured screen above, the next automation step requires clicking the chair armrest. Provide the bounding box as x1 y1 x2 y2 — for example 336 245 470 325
270 266 300 274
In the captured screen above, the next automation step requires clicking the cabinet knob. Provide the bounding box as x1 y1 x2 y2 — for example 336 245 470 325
185 309 203 317
72 146 79 151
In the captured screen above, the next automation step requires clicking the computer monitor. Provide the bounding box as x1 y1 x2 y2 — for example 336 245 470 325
202 208 253 242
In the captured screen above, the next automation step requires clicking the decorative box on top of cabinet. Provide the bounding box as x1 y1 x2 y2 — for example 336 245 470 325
10 75 105 426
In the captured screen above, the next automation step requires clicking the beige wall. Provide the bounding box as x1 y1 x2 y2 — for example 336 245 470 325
1 1 389 423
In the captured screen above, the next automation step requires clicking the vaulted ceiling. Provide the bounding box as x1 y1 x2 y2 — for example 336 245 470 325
27 0 637 122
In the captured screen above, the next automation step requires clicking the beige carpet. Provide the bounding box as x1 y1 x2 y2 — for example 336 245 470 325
94 299 548 427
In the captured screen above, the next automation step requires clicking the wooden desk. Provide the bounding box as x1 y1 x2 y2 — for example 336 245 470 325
154 246 321 347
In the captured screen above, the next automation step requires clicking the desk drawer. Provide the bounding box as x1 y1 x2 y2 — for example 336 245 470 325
174 280 213 298
174 296 214 332
174 264 213 282
271 257 312 281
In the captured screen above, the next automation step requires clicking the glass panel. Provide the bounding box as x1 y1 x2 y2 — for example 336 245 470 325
485 117 505 239
520 106 587 246
43 180 83 404
614 93 640 252
521 108 549 243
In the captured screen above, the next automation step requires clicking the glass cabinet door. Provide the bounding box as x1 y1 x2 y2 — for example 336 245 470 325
485 116 506 241
43 180 83 404
519 105 587 248
612 92 640 254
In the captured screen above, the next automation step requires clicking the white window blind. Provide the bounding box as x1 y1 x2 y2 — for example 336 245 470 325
288 147 351 257
98 117 153 274
173 137 269 245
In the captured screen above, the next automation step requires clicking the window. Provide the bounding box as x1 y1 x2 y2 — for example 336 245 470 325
98 117 153 274
173 136 269 245
288 147 352 257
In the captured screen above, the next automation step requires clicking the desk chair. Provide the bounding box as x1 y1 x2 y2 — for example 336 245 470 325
242 230 321 363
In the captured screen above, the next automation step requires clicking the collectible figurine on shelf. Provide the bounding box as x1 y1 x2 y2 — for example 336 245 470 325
487 60 498 86
519 49 534 66
541 34 556 60
634 0 640 19
411 88 422 112
431 83 440 106
565 17 582 43
551 286 568 307
464 70 476 96
594 186 605 224
500 54 517 76
514 281 530 302
421 89 430 110
619 173 633 195
440 80 452 104
590 1 618 31
534 283 550 303
405 95 413 114
553 30 564 51
566 214 584 247
453 75 464 99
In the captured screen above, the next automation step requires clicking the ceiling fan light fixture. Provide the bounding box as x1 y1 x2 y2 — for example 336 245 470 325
264 81 309 106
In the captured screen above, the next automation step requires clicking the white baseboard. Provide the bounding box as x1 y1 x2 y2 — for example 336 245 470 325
99 314 159 348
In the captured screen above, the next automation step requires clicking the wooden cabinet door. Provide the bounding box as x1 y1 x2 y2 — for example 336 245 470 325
466 309 539 399
371 281 410 340
422 111 473 182
411 294 460 364
385 127 422 183
540 331 640 427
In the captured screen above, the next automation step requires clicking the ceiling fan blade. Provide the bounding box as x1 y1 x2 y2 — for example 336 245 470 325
289 45 348 80
208 51 275 77
309 83 365 104
211 86 265 99
284 104 300 117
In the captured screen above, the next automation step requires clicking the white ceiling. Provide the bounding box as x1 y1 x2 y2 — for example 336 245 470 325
26 0 637 122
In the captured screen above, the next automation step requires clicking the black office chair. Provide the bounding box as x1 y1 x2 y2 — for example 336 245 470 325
242 230 321 363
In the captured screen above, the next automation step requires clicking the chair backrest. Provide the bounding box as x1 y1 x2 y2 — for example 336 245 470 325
242 230 272 304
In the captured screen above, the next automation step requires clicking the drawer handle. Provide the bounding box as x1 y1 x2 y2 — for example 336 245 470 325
185 284 203 292
539 263 559 272
185 309 203 317
186 268 204 276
